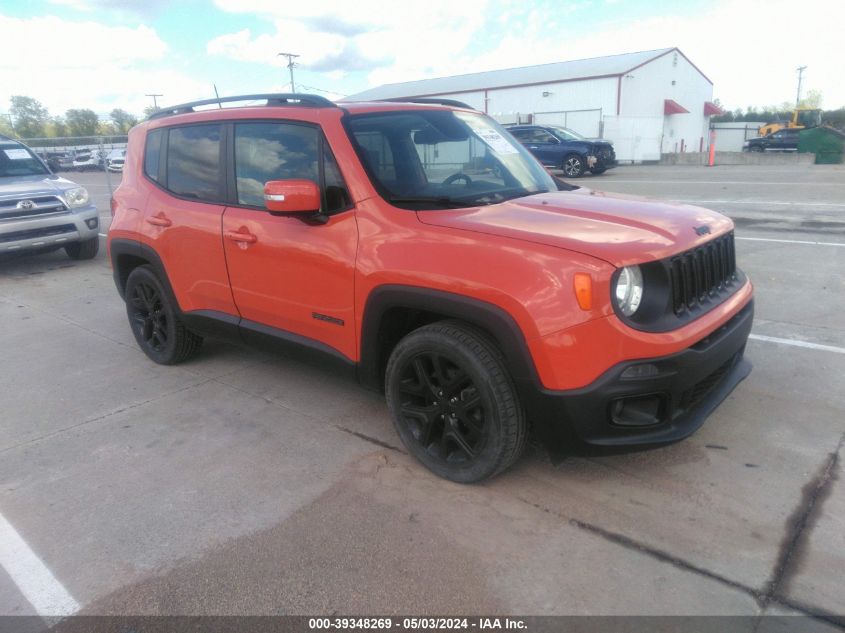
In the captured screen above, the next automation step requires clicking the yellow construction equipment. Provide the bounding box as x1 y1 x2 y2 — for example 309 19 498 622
759 108 822 136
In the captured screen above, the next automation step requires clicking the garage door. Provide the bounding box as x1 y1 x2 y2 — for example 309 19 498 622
534 109 602 137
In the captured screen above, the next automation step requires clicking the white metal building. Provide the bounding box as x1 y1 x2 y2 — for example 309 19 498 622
347 48 722 162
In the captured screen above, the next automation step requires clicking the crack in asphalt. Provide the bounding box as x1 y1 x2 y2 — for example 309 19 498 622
334 426 405 454
515 492 845 630
763 432 845 606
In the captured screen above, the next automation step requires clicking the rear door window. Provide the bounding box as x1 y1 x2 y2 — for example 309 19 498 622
166 124 222 201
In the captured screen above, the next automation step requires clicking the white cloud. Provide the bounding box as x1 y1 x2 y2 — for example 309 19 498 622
444 0 845 109
0 14 206 118
209 0 845 110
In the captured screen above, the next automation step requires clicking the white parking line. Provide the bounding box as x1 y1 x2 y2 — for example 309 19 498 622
98 233 107 238
673 200 845 208
0 512 80 616
606 180 845 186
749 334 845 355
736 236 845 247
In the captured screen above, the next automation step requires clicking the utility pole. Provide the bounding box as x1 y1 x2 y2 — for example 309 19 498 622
145 93 163 110
278 52 300 93
795 66 807 107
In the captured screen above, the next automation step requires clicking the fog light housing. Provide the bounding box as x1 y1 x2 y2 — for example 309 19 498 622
621 363 660 379
85 218 99 229
610 394 666 427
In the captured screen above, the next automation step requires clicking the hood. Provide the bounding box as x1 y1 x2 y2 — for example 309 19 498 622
0 174 79 198
416 188 734 268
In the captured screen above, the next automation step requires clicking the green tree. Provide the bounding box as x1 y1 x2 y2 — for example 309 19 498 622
0 115 14 137
65 109 100 136
10 95 49 138
799 89 823 109
110 108 138 134
97 121 117 136
142 105 157 119
46 116 67 138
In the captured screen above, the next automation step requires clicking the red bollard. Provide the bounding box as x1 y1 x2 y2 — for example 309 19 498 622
708 129 716 167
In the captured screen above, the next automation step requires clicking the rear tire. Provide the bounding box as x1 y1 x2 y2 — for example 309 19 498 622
750 146 763 152
124 265 203 365
64 236 99 260
591 166 607 175
562 154 585 177
385 320 527 483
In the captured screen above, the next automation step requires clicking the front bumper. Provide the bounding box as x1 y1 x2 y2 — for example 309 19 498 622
523 299 753 448
0 205 99 253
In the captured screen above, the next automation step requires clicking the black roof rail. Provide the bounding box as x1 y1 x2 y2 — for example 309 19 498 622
147 93 337 120
377 97 476 110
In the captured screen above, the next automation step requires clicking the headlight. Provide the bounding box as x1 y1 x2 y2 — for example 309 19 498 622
65 187 89 208
614 265 644 317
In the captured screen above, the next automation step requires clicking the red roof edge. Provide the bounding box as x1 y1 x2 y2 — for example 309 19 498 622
704 101 724 116
664 99 689 115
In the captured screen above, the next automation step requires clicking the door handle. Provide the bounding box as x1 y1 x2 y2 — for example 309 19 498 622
225 229 257 244
145 213 172 227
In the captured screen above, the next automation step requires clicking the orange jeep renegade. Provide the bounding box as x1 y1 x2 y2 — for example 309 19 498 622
108 94 754 482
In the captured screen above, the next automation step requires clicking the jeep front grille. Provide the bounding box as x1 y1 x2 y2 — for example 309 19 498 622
669 232 737 316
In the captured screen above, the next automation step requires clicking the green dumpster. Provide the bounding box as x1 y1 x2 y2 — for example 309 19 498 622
798 127 845 164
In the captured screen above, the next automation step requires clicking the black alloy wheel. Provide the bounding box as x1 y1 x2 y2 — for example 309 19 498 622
124 265 202 365
386 321 527 482
397 351 486 462
130 279 169 353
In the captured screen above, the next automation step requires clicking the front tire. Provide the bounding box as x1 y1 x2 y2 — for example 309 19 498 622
385 321 527 483
562 154 585 177
124 265 203 365
64 236 99 260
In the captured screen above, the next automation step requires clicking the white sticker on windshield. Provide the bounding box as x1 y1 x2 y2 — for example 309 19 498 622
456 113 520 155
3 149 31 160
475 128 520 155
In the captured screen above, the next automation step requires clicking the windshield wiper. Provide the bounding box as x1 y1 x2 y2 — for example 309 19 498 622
387 196 470 209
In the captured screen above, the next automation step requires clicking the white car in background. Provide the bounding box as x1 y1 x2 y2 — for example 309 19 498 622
72 149 106 171
106 148 126 172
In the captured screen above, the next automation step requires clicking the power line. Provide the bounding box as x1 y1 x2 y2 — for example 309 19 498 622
297 84 348 98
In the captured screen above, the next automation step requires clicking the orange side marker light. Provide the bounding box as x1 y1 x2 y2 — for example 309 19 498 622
574 273 592 310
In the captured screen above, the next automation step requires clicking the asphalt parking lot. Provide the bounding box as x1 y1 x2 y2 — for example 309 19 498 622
1 164 844 626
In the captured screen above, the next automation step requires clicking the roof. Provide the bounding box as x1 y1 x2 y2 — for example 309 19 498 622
346 48 708 101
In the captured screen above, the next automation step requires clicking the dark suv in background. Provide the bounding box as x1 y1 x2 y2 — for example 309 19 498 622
743 129 800 152
507 124 616 177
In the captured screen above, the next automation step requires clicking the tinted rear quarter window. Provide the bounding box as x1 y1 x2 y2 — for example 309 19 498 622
166 124 221 201
144 129 163 182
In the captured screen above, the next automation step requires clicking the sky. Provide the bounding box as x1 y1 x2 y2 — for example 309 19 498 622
1 0 844 122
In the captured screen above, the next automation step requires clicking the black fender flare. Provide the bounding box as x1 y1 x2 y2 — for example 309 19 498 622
358 284 541 390
109 239 181 311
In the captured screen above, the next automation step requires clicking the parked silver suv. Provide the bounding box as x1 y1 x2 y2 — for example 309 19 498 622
0 135 99 259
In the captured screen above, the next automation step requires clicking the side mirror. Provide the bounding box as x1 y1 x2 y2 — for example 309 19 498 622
264 179 321 215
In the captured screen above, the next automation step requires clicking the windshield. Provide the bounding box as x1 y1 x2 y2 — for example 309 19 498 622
346 110 556 209
548 126 585 141
0 144 49 177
